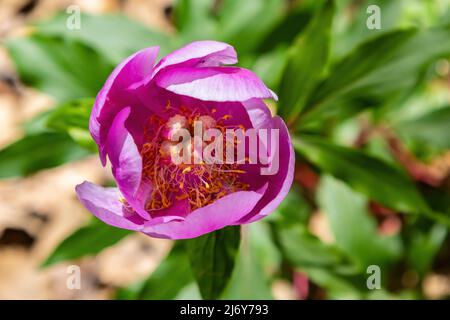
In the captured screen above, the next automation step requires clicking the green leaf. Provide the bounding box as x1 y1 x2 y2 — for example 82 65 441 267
407 223 447 277
317 175 403 269
273 190 350 270
243 222 281 277
218 0 285 53
173 0 217 41
251 47 288 91
0 132 90 179
293 135 428 214
66 128 97 152
46 98 92 131
366 289 418 300
301 25 450 125
186 226 240 299
257 2 317 53
277 223 346 268
117 242 194 300
421 184 450 216
7 35 113 101
333 0 404 59
23 110 53 135
46 98 96 151
174 283 202 300
271 186 311 225
300 267 363 299
394 106 450 149
340 27 444 98
222 224 273 299
278 0 335 121
42 219 131 267
37 13 172 63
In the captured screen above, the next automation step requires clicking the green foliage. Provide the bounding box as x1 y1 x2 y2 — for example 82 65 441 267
186 226 241 299
42 219 131 267
173 0 218 41
217 0 285 54
317 175 403 268
46 98 92 131
407 223 447 277
46 98 96 151
117 242 194 300
293 136 429 214
300 267 363 299
223 223 278 299
273 190 347 269
37 13 173 63
333 0 404 59
277 223 345 269
300 25 450 127
7 35 113 101
251 47 287 90
0 132 90 178
394 106 450 150
0 98 97 179
278 0 335 121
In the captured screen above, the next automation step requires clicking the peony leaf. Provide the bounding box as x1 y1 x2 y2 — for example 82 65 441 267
293 135 429 214
42 219 131 267
294 136 450 226
0 132 90 179
173 0 218 41
37 13 172 63
299 25 450 126
223 223 278 299
273 190 349 269
186 226 240 299
407 223 447 277
278 0 335 121
45 98 97 152
117 242 194 300
218 0 285 54
394 106 450 150
317 175 403 269
7 35 113 101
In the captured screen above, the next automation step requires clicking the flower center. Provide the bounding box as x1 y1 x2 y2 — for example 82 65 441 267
140 105 249 212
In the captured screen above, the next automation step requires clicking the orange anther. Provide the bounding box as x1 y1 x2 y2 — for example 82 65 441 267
182 166 192 174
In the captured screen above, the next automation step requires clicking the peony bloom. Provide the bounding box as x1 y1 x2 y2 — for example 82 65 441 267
76 41 294 239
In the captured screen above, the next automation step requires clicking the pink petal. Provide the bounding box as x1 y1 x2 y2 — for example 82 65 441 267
152 40 237 76
106 107 141 195
238 116 295 224
244 98 274 129
106 107 150 219
155 66 277 102
143 184 268 239
90 47 159 164
75 181 145 231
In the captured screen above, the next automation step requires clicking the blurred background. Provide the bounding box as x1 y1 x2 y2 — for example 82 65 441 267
0 0 449 300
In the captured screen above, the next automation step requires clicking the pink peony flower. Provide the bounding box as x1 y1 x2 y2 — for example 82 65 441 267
76 41 294 239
